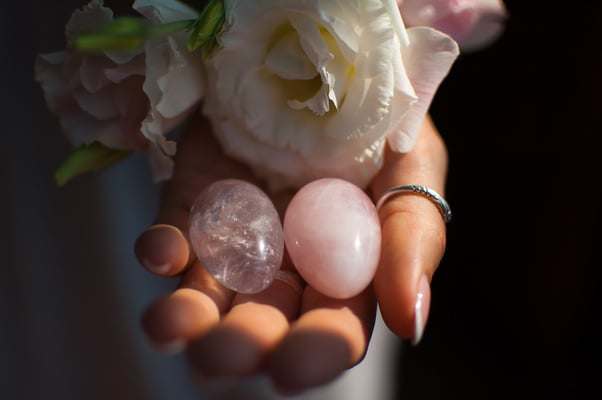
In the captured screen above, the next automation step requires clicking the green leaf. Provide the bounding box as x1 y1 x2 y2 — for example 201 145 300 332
187 0 225 56
74 17 148 52
54 142 131 187
74 17 195 53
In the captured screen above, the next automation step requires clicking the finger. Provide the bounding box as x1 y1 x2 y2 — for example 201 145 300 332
133 116 216 276
267 286 377 394
134 224 190 276
186 270 303 378
371 116 448 344
141 260 235 351
135 115 260 276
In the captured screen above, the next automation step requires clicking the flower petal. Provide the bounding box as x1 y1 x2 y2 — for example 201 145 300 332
288 13 336 115
147 143 175 182
64 0 113 42
203 0 460 191
133 0 199 23
399 0 507 52
318 0 360 63
457 0 508 52
265 30 317 80
104 59 146 83
387 26 459 152
154 36 205 119
327 3 416 141
140 31 204 159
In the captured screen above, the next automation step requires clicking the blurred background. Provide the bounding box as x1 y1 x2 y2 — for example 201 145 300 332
2 1 195 398
2 0 601 399
399 1 602 398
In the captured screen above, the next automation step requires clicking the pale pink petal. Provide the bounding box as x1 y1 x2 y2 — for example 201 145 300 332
79 57 114 93
155 38 204 118
60 111 118 146
133 0 199 23
64 0 113 42
147 144 175 182
458 0 508 51
141 32 204 159
73 86 119 119
399 0 507 51
387 26 459 152
104 59 146 83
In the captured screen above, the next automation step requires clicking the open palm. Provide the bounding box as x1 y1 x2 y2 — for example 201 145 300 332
135 113 448 393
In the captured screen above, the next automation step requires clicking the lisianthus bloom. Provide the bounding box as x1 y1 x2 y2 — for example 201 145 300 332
398 0 507 51
35 0 204 182
36 0 466 189
202 0 459 191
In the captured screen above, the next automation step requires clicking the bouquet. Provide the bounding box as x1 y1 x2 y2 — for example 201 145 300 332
35 0 506 298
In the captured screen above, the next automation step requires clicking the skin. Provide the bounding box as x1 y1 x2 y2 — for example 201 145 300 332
134 114 448 394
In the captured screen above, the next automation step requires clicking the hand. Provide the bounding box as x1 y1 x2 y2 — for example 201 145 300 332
134 114 448 394
371 115 448 343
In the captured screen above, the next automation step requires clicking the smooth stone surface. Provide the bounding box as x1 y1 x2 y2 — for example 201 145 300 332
283 178 382 299
189 179 284 293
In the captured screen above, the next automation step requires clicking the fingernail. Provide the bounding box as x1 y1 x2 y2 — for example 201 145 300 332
141 258 172 275
134 225 188 276
412 274 431 346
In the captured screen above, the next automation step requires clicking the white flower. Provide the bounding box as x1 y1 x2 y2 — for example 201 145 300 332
35 1 148 153
202 0 459 191
134 0 205 180
398 0 508 52
35 0 204 181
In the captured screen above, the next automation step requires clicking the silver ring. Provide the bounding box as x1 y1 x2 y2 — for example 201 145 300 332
375 185 452 223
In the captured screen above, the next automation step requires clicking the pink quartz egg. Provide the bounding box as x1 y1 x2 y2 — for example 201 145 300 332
283 178 382 299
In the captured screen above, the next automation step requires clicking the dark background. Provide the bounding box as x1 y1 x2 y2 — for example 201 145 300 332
398 1 602 398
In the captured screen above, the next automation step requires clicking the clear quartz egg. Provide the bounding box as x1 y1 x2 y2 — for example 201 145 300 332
188 179 284 293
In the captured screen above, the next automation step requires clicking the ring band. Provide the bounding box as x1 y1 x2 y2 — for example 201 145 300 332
274 269 306 295
375 185 452 223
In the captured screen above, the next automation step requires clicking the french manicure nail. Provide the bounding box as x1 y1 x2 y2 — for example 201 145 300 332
134 225 188 276
141 258 172 275
412 274 431 346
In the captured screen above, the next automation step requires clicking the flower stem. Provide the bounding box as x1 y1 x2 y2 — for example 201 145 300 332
74 18 196 53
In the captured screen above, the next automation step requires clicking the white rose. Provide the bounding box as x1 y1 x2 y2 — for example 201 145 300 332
35 0 204 182
202 0 459 191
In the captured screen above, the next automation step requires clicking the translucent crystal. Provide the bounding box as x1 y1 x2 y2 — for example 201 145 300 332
283 178 382 299
189 179 284 293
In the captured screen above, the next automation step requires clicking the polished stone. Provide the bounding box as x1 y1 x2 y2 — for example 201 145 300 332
283 178 382 299
189 179 284 293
